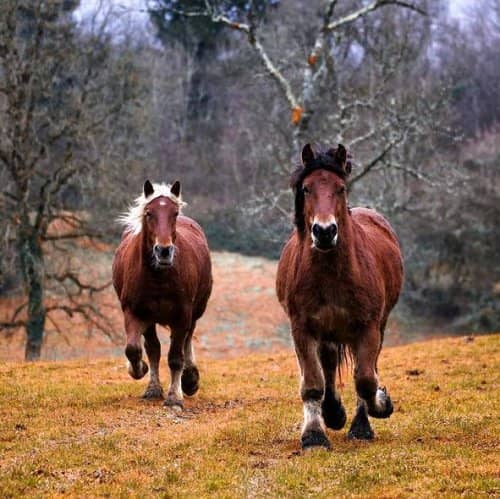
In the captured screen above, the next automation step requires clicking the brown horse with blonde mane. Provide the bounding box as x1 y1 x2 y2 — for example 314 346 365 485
112 180 212 408
276 144 403 450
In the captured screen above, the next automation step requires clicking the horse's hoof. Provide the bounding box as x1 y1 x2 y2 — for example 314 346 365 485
322 400 347 430
368 389 394 419
301 430 331 450
163 398 184 410
128 360 149 380
181 365 200 396
141 384 164 400
347 424 375 441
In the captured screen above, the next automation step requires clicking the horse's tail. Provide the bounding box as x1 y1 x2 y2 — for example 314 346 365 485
336 342 352 384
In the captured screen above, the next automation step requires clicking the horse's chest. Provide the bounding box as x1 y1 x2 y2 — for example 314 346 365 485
132 286 183 324
303 284 356 339
309 302 350 334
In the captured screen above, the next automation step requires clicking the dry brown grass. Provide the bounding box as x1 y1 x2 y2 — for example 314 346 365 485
0 334 498 497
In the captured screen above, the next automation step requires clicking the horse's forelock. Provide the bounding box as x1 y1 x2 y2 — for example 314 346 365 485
118 182 186 235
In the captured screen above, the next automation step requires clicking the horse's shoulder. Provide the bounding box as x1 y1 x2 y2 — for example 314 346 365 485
278 231 300 265
276 231 300 300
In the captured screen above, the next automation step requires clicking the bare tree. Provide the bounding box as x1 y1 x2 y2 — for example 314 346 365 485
0 0 140 359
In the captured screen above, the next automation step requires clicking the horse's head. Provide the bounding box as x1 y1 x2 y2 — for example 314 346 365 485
291 143 352 252
140 180 184 268
119 180 186 267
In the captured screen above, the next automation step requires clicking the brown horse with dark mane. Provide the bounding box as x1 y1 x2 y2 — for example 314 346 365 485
276 144 403 449
112 180 212 408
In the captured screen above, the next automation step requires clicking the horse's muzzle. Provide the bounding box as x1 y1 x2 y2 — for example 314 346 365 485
153 244 175 267
311 223 338 251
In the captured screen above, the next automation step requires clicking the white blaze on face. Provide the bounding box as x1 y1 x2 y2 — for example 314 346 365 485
310 215 338 247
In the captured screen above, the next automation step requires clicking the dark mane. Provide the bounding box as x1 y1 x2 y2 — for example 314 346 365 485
291 145 352 235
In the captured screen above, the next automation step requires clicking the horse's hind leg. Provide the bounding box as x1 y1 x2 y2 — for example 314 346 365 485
293 326 330 450
181 323 200 396
124 311 149 380
348 326 393 439
142 325 164 399
319 341 346 430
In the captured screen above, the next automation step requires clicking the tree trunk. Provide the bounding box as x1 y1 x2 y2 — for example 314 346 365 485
293 113 312 159
19 232 46 361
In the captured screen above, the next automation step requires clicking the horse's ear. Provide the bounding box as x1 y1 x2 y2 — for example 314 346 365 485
302 143 316 165
170 180 181 198
144 180 154 197
335 144 347 166
345 160 352 176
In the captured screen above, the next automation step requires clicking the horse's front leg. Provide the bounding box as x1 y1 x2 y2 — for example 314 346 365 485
181 323 200 396
124 311 149 380
292 324 330 450
164 321 189 409
348 326 393 440
142 325 164 399
319 341 347 430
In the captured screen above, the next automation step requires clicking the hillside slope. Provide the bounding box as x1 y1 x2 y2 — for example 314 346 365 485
0 251 291 362
1 334 498 497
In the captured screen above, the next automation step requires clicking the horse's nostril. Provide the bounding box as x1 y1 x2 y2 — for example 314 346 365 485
154 245 172 260
312 223 338 244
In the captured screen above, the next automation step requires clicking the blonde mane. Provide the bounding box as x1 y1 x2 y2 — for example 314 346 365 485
118 183 187 235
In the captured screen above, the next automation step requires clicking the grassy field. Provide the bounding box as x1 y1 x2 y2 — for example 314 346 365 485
0 334 498 498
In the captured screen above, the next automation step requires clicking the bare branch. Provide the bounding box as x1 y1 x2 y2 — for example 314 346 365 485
0 321 25 330
45 271 111 295
171 2 300 112
349 130 408 186
326 0 425 32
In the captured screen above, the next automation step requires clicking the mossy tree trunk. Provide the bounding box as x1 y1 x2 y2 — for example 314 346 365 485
18 229 46 361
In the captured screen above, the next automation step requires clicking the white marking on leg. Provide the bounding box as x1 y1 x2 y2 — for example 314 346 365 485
374 388 388 412
302 400 325 433
185 337 196 366
168 369 183 401
149 362 160 386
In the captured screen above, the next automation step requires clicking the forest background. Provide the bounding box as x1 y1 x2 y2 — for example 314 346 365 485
0 0 498 359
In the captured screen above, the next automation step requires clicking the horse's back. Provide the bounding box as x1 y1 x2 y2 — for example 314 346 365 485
352 207 403 308
276 231 300 309
351 207 399 245
112 230 138 299
177 215 209 248
176 215 213 316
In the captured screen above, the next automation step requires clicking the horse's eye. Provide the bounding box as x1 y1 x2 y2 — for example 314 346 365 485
174 212 179 217
302 186 310 195
145 211 151 219
337 186 346 195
